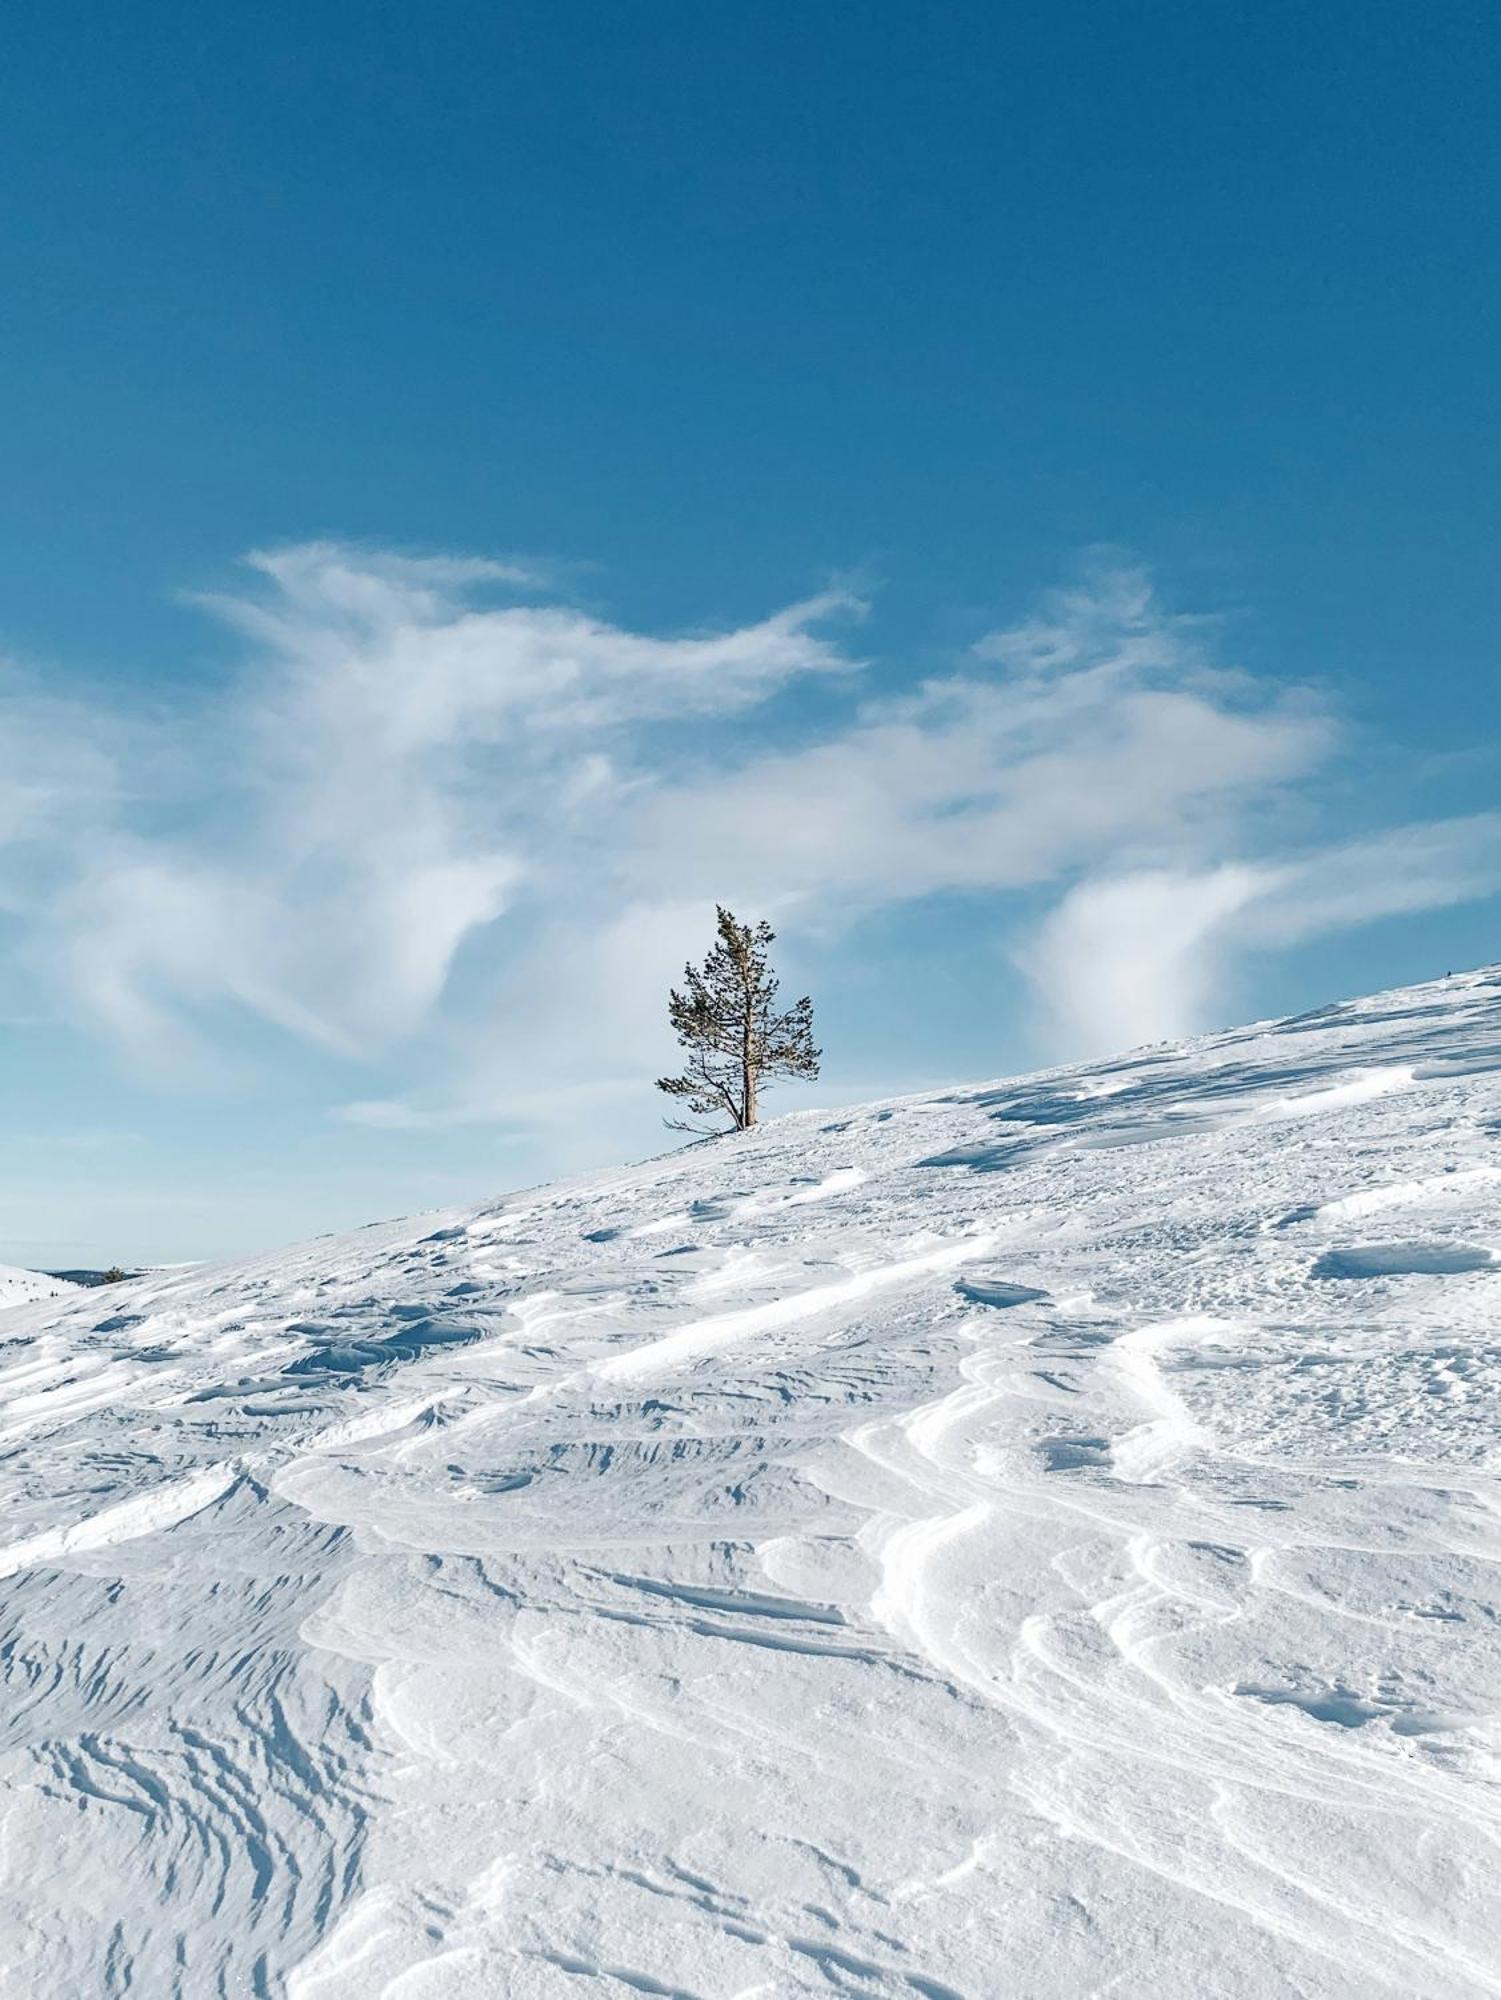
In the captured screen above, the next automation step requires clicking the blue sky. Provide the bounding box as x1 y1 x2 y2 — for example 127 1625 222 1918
2 1 1498 1265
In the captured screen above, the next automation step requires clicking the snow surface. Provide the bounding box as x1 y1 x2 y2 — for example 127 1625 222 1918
0 1264 77 1310
3 970 1501 1997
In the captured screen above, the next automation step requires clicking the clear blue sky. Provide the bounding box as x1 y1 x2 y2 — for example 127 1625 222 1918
2 1 1498 1265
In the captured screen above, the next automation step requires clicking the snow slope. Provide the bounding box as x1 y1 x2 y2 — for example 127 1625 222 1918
0 1265 77 1310
3 970 1501 1998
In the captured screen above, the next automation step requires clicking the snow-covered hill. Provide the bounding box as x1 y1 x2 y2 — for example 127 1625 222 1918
3 970 1501 1998
0 1264 77 1310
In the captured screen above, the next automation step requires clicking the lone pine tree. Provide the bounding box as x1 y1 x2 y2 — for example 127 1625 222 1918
656 907 821 1134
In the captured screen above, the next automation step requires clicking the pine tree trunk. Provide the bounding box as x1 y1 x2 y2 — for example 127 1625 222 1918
741 974 756 1127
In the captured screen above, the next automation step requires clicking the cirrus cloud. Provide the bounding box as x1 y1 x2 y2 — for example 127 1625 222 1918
3 544 1498 1157
15 546 859 1066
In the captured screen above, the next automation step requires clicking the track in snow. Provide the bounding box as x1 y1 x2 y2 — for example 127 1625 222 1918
3 971 1501 1995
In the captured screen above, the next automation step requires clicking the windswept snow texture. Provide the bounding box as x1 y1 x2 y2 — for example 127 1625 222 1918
5 974 1501 1997
0 1265 77 1310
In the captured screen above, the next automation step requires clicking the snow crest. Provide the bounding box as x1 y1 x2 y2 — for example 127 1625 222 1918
0 1263 77 1311
3 970 1501 1996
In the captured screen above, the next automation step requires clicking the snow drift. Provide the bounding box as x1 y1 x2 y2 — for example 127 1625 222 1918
3 970 1501 1996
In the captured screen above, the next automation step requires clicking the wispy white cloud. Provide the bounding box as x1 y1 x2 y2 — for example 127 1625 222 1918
1250 814 1501 943
630 582 1331 906
1014 863 1273 1056
1018 813 1501 1057
14 547 857 1068
4 545 1499 1152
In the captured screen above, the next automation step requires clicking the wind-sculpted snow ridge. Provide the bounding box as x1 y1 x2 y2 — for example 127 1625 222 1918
4 973 1501 1997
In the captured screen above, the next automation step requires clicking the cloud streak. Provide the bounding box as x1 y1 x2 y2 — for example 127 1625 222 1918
4 545 1498 1149
1017 814 1501 1057
17 547 857 1067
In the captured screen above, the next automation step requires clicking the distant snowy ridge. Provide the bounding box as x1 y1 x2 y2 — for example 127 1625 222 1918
2 968 1501 1997
0 1262 78 1309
